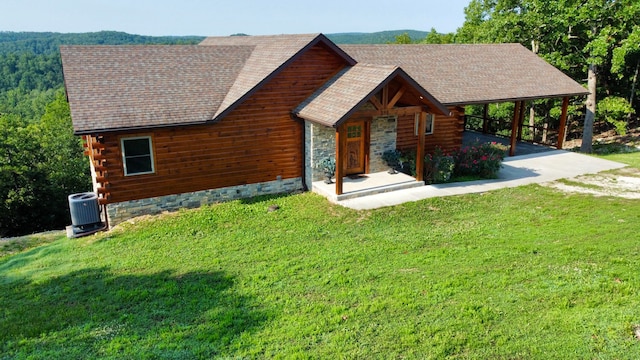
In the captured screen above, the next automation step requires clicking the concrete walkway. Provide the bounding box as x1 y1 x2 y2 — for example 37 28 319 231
336 150 628 210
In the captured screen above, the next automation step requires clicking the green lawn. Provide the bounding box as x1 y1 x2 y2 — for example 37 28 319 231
591 142 640 168
2 154 640 359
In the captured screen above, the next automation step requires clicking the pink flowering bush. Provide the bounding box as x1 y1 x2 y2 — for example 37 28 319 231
385 142 507 184
453 141 508 179
424 147 455 184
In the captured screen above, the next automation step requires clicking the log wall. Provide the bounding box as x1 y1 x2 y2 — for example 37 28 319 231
93 44 347 203
396 106 465 154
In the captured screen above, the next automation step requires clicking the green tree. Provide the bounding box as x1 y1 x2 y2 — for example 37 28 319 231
0 91 89 237
422 28 456 44
393 32 414 44
0 88 58 121
38 90 91 201
0 31 205 236
597 96 636 135
0 114 46 236
456 0 640 152
611 25 640 110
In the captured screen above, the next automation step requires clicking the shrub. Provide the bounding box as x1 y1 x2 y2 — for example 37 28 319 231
316 157 335 175
384 142 507 185
382 149 416 176
424 147 455 184
382 149 402 172
398 150 416 176
453 142 508 179
598 96 635 135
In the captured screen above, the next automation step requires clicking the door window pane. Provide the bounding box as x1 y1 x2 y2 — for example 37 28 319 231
347 125 362 138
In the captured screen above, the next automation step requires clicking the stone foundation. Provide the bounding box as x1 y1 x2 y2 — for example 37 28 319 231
106 177 303 226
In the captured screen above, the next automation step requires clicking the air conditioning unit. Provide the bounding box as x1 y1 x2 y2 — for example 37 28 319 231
67 192 105 238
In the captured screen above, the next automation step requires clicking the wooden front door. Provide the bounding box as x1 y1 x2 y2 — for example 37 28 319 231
345 121 366 175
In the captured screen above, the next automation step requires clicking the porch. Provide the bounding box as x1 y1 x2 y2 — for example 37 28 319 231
312 171 423 202
312 131 556 203
329 150 627 210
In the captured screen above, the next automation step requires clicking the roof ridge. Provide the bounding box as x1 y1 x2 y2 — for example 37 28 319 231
354 63 398 69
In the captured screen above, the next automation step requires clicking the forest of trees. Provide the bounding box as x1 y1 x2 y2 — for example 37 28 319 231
402 0 639 152
0 31 202 237
1 2 639 236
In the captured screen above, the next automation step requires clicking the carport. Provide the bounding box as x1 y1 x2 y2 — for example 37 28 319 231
341 43 590 156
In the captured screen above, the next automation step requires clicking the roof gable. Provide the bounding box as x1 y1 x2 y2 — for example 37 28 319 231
60 45 253 134
340 43 588 105
294 64 449 128
200 34 356 120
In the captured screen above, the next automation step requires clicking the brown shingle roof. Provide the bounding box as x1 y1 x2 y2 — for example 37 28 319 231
294 64 449 127
62 34 355 134
60 45 253 134
340 43 588 105
62 37 588 134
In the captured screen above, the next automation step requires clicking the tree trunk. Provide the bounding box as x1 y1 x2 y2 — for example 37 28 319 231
581 63 597 153
529 42 538 133
630 59 638 109
529 104 535 127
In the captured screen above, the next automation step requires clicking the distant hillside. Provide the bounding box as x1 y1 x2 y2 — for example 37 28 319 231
326 30 429 44
0 31 205 55
0 30 430 55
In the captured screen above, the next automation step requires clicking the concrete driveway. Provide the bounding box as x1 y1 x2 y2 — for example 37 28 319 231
337 150 628 210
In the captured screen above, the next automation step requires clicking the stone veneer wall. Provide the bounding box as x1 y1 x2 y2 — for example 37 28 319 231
304 121 336 188
304 115 398 187
369 115 397 173
106 177 303 226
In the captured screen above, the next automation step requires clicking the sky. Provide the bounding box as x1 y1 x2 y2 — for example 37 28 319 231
2 0 471 37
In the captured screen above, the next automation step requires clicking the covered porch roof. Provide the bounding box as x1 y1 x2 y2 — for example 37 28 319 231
339 43 589 106
293 63 450 127
340 43 590 157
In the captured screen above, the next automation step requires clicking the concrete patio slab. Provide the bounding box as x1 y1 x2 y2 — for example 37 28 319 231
312 171 424 201
334 150 628 210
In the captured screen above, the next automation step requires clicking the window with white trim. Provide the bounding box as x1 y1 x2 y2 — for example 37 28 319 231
425 114 434 135
414 113 435 135
121 136 155 176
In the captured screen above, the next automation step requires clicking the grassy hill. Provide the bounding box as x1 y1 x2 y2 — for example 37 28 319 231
1 151 638 358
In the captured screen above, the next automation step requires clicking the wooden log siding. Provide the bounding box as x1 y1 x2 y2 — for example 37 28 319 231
396 106 465 154
83 135 110 205
96 44 348 203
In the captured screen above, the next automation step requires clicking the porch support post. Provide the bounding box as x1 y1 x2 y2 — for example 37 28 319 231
415 111 427 182
509 101 522 156
517 101 526 141
482 103 489 134
557 96 569 149
335 125 345 195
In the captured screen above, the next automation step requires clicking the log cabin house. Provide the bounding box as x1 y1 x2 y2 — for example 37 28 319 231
60 33 588 226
